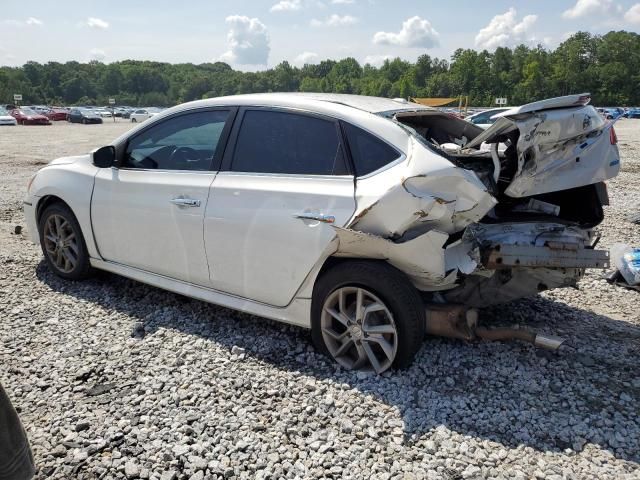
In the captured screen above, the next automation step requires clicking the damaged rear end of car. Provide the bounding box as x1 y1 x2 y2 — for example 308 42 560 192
333 93 620 314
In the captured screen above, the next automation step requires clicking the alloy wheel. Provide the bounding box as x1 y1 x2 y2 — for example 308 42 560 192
43 214 79 273
321 286 398 374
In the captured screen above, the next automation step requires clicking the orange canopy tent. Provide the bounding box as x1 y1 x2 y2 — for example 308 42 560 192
410 97 459 107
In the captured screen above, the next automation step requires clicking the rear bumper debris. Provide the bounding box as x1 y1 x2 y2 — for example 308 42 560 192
484 244 610 269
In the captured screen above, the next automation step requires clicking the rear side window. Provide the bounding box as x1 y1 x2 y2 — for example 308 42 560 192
342 123 400 176
231 110 348 175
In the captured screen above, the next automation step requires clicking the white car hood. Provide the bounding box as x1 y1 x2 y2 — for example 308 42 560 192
47 154 91 166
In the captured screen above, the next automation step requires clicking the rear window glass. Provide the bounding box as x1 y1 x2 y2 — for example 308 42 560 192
231 110 348 175
342 123 400 176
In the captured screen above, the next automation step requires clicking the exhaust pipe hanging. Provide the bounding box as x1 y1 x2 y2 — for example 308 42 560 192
425 305 565 350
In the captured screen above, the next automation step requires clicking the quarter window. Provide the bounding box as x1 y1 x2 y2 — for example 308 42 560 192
231 110 348 175
124 110 229 171
342 123 400 176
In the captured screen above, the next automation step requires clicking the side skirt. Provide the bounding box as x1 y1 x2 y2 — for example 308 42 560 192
90 258 312 328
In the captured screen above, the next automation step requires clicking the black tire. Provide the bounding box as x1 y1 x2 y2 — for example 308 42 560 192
131 118 137 123
38 203 93 280
311 260 425 371
82 118 87 125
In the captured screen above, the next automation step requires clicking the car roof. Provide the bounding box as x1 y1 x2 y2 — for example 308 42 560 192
183 92 431 115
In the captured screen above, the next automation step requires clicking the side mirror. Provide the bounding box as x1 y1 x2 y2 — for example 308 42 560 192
93 146 116 168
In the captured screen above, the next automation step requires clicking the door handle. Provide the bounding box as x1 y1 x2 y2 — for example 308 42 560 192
170 197 201 207
294 213 336 224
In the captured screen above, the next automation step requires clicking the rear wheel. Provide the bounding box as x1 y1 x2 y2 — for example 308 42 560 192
311 261 425 373
131 118 137 123
39 203 92 280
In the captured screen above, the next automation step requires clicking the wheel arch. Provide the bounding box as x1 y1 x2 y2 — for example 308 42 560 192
36 194 70 224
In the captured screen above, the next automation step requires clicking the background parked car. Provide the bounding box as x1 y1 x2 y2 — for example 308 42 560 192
67 108 103 124
93 108 113 118
10 108 51 125
465 107 511 129
626 108 640 119
0 106 18 125
130 107 161 123
45 108 68 121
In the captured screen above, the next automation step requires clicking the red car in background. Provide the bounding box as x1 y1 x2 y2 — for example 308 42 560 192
46 108 68 121
10 108 51 125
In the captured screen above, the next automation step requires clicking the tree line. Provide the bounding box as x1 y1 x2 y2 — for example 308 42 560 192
1 31 638 108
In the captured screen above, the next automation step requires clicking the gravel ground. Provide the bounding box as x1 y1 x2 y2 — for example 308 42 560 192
0 119 639 480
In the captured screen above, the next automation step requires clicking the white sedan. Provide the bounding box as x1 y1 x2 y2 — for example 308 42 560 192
93 109 113 118
0 107 18 125
24 93 619 373
130 108 160 123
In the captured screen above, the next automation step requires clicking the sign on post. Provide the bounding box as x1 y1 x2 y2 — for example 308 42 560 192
495 97 508 106
108 98 116 122
13 94 22 103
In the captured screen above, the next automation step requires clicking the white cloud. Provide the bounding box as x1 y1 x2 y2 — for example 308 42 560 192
475 8 538 50
86 17 109 29
373 16 439 48
625 3 640 23
294 51 319 65
363 54 391 67
562 0 613 19
311 14 358 27
220 15 270 66
89 48 106 61
270 0 301 12
3 17 44 27
331 0 355 4
25 17 43 26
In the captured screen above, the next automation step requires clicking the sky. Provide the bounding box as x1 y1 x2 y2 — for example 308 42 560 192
1 0 639 69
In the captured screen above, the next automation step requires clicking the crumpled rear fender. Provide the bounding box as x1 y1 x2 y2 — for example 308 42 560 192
350 137 497 239
332 226 458 289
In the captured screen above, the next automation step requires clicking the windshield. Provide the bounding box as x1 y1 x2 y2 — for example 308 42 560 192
21 108 37 115
0 107 7 115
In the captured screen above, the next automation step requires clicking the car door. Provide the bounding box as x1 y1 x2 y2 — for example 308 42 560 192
91 108 235 285
204 108 356 307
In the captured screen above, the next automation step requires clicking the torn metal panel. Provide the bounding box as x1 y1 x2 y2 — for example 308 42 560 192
349 137 497 238
332 226 453 287
501 108 619 197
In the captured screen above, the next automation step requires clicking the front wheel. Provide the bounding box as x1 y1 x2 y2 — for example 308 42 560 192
311 261 425 374
39 203 92 280
131 118 137 123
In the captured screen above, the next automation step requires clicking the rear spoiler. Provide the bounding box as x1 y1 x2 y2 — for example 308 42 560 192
493 93 591 119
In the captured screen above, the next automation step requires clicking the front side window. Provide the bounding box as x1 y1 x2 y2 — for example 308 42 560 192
231 110 348 175
342 122 400 176
124 110 229 171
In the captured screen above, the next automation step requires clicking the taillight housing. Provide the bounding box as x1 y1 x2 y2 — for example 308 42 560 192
610 126 618 145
